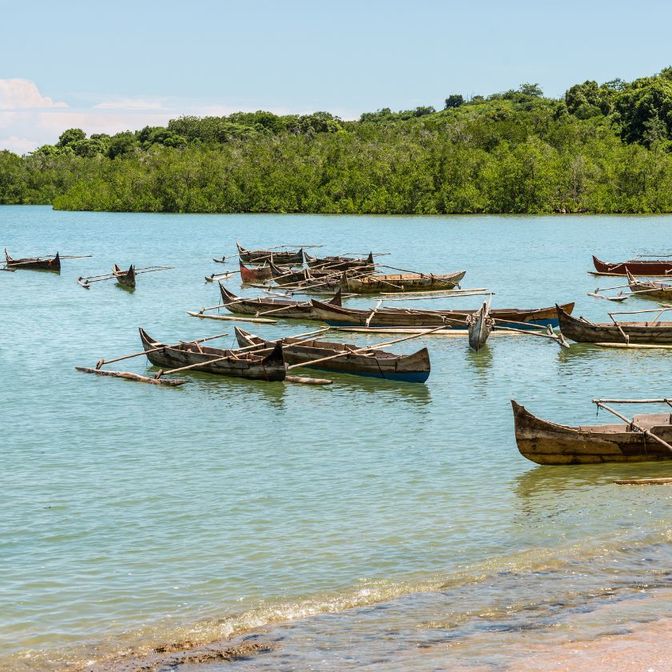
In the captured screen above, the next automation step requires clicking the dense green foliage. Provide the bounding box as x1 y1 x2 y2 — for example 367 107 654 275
4 69 672 213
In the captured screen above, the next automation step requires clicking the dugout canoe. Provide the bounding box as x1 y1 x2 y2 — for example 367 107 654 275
467 302 493 351
139 328 286 381
626 269 672 301
341 270 466 294
219 284 342 319
5 249 61 272
234 327 430 383
305 252 375 271
310 300 574 329
556 304 672 345
512 400 672 465
592 255 672 276
237 243 303 265
239 260 273 283
113 264 136 289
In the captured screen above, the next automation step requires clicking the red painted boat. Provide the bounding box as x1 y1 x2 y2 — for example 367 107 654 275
239 260 272 283
592 255 672 276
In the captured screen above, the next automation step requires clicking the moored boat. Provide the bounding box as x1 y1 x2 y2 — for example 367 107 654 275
512 400 672 464
139 328 286 381
5 249 61 272
219 284 342 319
341 270 466 294
237 243 303 265
305 252 374 272
113 264 136 289
234 327 431 383
626 270 672 301
467 302 493 351
592 255 672 276
310 300 574 329
556 304 672 345
239 260 272 283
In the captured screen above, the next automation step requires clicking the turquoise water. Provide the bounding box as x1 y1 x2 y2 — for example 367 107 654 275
2 206 672 671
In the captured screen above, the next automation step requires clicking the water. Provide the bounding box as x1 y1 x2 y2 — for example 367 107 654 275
2 206 672 671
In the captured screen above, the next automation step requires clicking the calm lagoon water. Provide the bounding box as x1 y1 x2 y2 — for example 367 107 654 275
2 206 672 670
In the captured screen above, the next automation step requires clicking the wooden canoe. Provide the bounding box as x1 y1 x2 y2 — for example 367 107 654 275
219 284 342 319
5 249 61 272
237 243 303 265
310 300 574 329
512 400 672 464
113 264 136 289
234 327 430 383
557 304 672 344
341 270 466 294
626 269 672 301
139 328 286 381
305 252 374 271
467 302 493 351
592 255 672 276
239 260 272 283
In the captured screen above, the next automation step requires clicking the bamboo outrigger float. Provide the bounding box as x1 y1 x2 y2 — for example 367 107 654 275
234 327 431 383
557 304 672 345
512 399 672 465
4 249 61 272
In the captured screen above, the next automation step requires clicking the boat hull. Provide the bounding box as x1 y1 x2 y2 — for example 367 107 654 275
237 244 303 265
5 250 61 272
139 328 286 381
342 270 465 294
557 305 672 344
512 401 672 465
593 255 672 276
234 328 430 383
310 301 573 330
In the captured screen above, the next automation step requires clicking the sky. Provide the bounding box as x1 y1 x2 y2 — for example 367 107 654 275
1 0 671 153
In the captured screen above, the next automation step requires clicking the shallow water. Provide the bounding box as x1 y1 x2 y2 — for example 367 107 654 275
2 206 672 670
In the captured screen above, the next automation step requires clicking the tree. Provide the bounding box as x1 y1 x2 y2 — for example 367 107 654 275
518 83 543 98
444 94 465 109
57 128 86 148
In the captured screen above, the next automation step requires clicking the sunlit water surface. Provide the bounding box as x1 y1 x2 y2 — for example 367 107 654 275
2 207 672 670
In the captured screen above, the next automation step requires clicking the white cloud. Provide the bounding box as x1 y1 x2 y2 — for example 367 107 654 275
0 135 40 154
0 79 67 110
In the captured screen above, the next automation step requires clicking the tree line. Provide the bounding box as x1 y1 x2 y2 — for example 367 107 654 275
2 69 672 214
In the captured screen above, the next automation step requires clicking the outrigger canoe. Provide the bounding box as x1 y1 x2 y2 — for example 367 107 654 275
234 327 430 383
512 400 672 464
5 249 60 272
626 270 672 301
239 260 273 283
305 252 375 272
219 284 342 320
139 328 286 381
592 255 672 276
557 304 672 345
237 243 303 265
341 270 465 294
113 264 136 289
310 300 574 330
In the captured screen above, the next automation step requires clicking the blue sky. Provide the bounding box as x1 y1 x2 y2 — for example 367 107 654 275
1 0 671 152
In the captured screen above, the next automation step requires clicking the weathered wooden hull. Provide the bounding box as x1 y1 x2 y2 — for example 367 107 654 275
113 264 136 289
237 243 303 265
467 303 492 351
512 400 672 465
593 255 672 276
219 284 341 320
310 300 574 329
342 270 466 294
5 249 60 272
234 327 430 383
139 328 286 381
557 305 672 344
305 252 374 272
239 261 272 283
627 271 672 301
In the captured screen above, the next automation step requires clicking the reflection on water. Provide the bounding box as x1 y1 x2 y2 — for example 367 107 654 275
466 343 493 375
